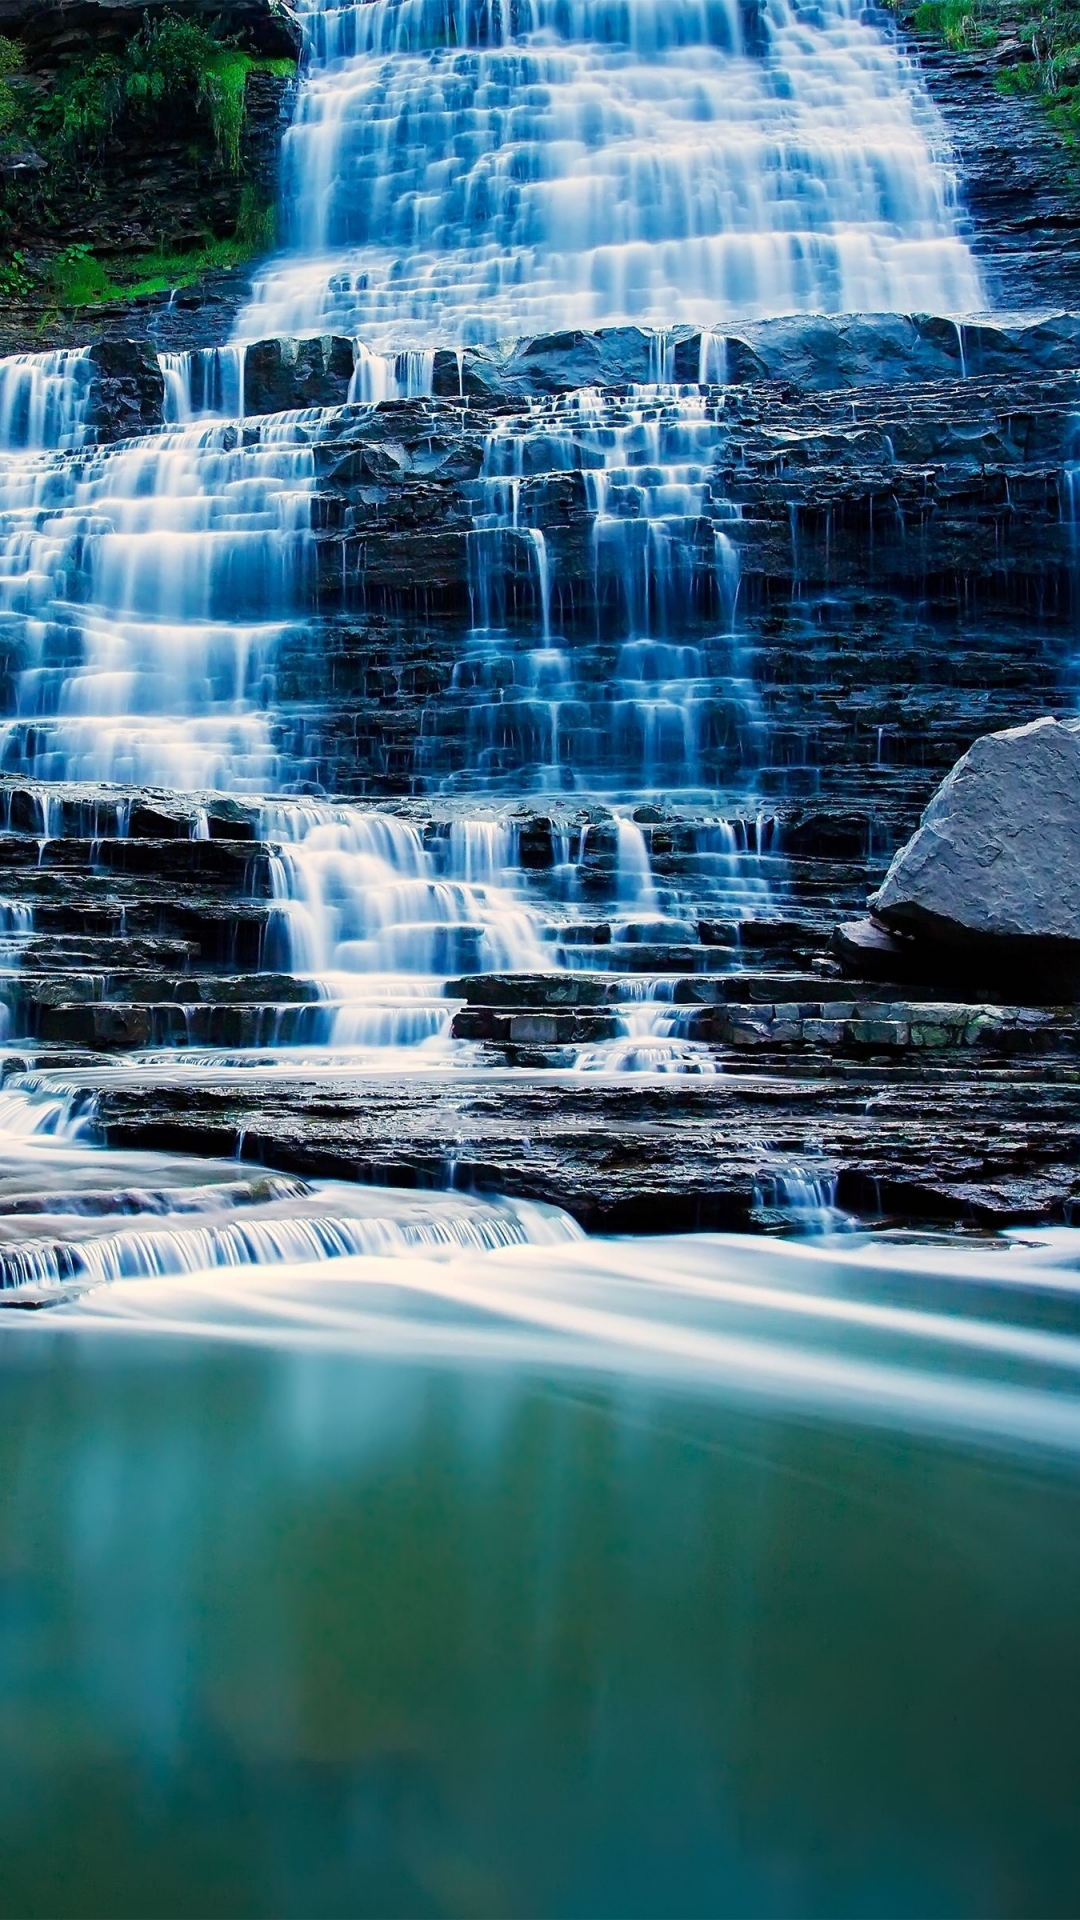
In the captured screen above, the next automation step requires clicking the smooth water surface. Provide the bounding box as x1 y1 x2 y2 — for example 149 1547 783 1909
2 1227 1080 1917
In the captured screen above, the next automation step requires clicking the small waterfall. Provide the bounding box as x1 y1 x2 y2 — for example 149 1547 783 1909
438 386 753 791
0 1179 582 1293
240 0 981 344
0 349 93 453
349 343 436 403
752 1160 855 1233
0 412 320 789
160 347 248 424
262 802 548 1048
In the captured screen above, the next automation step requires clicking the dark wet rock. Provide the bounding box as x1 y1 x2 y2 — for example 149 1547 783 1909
501 327 657 394
60 1061 1080 1232
0 0 302 60
909 32 1080 312
84 340 166 444
831 916 923 979
402 314 1080 407
243 336 356 417
870 718 1080 979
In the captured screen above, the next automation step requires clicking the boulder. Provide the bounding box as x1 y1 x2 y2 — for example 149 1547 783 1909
869 717 1080 971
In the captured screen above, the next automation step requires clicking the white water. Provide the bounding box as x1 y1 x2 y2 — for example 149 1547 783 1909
6 1222 1077 1459
0 405 318 789
0 349 92 454
263 801 549 1045
450 386 755 790
240 0 981 345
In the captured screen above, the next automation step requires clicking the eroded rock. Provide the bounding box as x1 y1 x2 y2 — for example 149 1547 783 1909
85 340 165 443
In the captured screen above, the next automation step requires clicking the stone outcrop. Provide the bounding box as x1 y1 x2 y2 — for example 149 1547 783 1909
908 30 1080 312
85 339 165 443
0 0 302 61
0 0 298 357
870 718 1080 968
402 313 1080 403
243 336 356 415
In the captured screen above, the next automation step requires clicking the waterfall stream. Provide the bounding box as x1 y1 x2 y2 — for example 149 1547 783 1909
0 0 984 1225
241 0 981 343
2 8 1076 1906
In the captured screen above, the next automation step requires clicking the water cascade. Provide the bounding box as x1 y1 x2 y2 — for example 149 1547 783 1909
242 0 981 344
0 405 319 790
0 0 990 1208
0 349 92 453
422 385 760 792
262 802 549 1048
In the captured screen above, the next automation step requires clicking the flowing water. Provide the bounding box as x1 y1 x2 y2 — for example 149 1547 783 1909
1 4 1072 1911
2 1216 1080 1914
242 0 981 343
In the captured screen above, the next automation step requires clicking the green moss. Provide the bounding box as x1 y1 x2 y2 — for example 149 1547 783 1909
22 12 296 173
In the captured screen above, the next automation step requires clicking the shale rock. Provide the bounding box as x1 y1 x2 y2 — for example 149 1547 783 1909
85 340 166 443
0 0 302 60
869 717 1080 968
243 337 356 417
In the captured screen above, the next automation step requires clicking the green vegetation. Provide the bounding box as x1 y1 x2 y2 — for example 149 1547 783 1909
895 0 1080 142
18 13 294 172
0 12 294 313
38 187 278 310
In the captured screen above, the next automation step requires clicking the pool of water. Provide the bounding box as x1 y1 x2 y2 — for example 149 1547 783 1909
2 1227 1079 1917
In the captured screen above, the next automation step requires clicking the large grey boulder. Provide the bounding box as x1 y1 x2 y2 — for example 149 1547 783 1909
870 717 1080 952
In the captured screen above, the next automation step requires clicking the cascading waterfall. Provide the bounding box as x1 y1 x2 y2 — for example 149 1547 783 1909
0 349 93 453
239 0 981 345
438 384 758 792
0 0 990 1257
262 801 549 1048
0 389 319 790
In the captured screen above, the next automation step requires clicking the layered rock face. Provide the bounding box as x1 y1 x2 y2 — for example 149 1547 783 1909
0 0 299 355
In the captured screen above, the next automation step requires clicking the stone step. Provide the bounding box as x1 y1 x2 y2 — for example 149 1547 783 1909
5 972 320 1007
23 1002 333 1050
31 1059 1080 1233
1 936 201 970
0 898 273 968
0 837 275 887
0 782 260 842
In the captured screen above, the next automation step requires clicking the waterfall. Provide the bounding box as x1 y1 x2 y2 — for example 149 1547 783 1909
160 346 248 423
0 348 93 453
427 385 754 791
262 801 548 1048
0 0 983 1090
239 0 981 344
0 411 319 790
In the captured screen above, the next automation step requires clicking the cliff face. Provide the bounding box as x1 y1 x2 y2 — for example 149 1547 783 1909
908 29 1080 310
0 0 299 354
